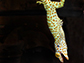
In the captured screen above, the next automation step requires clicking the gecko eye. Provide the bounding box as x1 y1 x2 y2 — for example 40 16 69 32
57 45 60 47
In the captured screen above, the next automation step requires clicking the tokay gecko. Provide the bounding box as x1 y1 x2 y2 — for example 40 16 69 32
36 0 69 62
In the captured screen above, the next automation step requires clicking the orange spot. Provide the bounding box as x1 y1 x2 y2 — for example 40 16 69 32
51 23 55 27
54 15 56 16
50 8 52 10
50 28 53 30
48 6 50 8
51 25 53 27
48 23 51 25
45 1 46 2
50 16 52 19
57 37 59 42
55 12 56 13
60 46 61 48
52 13 54 14
53 24 56 27
47 13 49 14
59 3 61 5
53 5 54 7
56 3 58 5
63 48 67 50
53 10 54 12
49 13 51 15
63 43 65 46
60 49 62 50
53 19 55 21
47 16 49 18
53 15 55 17
49 11 51 13
48 20 50 22
57 48 59 50
54 26 57 29
61 41 63 43
49 2 50 3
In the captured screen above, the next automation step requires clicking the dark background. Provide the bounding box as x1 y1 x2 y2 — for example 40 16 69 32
0 0 83 63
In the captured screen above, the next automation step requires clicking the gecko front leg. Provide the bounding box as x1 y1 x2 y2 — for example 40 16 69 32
36 1 43 4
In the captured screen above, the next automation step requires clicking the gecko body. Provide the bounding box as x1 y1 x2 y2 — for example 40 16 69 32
36 0 69 62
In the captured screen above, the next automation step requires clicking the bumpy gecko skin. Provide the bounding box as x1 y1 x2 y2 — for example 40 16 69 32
36 0 69 62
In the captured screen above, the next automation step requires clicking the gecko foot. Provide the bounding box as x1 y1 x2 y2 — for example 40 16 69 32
36 1 42 4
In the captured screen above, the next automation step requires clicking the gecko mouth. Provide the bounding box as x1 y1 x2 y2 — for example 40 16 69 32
61 53 69 60
60 53 64 59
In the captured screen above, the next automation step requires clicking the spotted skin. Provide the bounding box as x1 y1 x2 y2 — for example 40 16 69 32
36 0 69 62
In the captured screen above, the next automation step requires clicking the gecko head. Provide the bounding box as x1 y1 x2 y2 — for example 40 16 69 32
55 40 69 62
